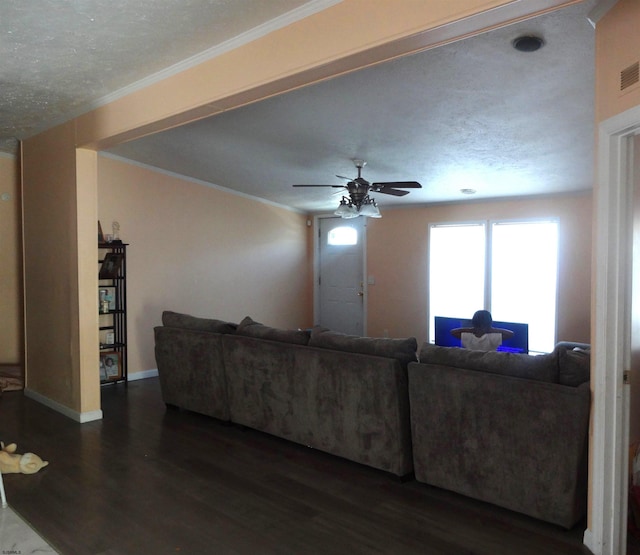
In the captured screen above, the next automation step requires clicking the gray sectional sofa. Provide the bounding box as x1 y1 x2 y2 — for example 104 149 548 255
154 312 416 477
408 343 591 529
154 311 591 528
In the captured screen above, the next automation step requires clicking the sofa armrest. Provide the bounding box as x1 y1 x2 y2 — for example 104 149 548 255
154 326 230 421
408 362 590 528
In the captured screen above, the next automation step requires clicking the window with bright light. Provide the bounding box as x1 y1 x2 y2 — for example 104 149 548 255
429 223 485 331
328 226 358 246
490 221 558 353
428 219 559 353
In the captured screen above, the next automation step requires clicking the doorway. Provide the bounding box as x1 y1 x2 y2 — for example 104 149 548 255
587 104 640 555
316 216 365 335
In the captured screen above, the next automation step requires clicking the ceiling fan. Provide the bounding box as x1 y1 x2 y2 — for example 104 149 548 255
293 159 422 218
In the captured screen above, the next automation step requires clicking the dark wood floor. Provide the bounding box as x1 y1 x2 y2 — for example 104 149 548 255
1 378 592 555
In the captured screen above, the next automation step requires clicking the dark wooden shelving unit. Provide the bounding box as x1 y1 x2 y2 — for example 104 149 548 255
99 242 128 384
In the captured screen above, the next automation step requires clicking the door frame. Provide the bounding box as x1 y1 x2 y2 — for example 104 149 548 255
313 214 368 335
585 104 640 554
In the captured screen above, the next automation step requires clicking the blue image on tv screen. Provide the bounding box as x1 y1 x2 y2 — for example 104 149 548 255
434 316 529 354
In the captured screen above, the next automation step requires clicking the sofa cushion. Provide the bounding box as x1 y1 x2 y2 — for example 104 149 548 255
309 326 417 368
558 347 590 386
236 316 310 345
419 343 558 383
161 311 237 334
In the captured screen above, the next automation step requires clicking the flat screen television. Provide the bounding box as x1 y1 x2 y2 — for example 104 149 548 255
434 316 529 354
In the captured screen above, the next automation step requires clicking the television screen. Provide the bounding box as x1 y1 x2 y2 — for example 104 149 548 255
434 316 529 354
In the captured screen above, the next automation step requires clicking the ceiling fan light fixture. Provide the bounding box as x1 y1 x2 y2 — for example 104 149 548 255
297 159 419 217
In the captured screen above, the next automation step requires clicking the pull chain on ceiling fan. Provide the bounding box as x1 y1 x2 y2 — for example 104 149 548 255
292 159 422 219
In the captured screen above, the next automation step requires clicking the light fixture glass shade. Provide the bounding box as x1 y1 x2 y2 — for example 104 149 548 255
359 203 375 217
341 206 359 219
335 198 360 218
334 200 351 217
359 198 381 218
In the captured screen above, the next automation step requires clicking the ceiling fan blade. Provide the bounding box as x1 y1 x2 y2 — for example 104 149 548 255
371 181 422 189
336 175 353 181
292 184 345 188
376 188 410 196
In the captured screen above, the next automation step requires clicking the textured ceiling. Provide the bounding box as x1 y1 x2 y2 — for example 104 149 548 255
0 0 326 153
107 1 597 212
2 0 597 212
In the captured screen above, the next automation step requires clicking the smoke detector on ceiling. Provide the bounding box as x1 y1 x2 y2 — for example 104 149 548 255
512 35 545 52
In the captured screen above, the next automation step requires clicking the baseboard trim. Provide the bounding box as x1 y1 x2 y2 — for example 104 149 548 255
22 370 158 422
23 388 103 423
582 528 594 552
128 368 158 381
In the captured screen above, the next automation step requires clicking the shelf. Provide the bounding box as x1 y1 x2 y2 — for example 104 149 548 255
100 342 125 350
99 242 128 248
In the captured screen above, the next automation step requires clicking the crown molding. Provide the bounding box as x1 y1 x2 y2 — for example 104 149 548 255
68 0 341 120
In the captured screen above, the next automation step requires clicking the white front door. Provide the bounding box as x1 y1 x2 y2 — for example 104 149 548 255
317 216 365 335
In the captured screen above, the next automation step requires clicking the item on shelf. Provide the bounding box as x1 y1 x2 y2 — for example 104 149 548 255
99 252 123 279
100 351 122 381
99 289 109 314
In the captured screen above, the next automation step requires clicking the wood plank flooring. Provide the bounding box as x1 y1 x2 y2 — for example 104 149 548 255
0 378 592 554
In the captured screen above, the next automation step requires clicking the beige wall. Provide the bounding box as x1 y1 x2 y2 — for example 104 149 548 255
595 0 640 122
97 156 312 375
0 154 21 364
21 122 100 412
366 193 592 345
